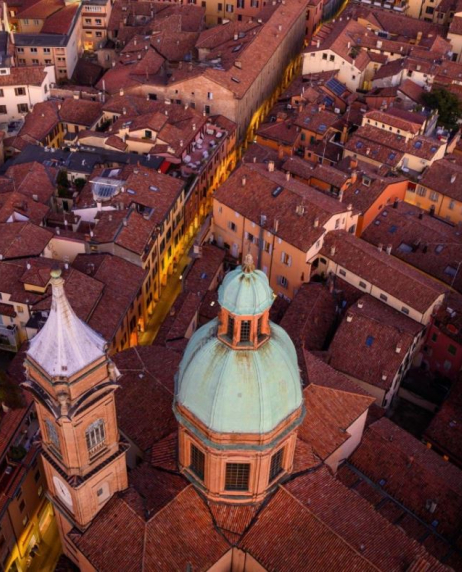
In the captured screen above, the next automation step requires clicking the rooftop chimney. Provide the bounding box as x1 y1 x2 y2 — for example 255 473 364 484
313 217 319 228
338 189 344 202
378 243 383 252
268 161 275 172
395 341 402 354
330 245 336 256
274 219 279 232
386 244 392 255
286 171 291 181
346 313 353 322
451 174 457 184
242 175 247 186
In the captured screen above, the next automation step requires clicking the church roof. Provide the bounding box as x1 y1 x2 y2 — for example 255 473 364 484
176 318 303 434
218 254 274 316
27 269 106 378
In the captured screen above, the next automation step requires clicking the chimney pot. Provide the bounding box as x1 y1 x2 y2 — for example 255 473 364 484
386 244 392 255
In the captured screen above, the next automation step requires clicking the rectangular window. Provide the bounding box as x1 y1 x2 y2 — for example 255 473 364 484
30 47 37 53
240 320 251 342
278 275 289 289
227 315 234 339
379 293 387 301
0 89 4 97
281 252 291 266
228 221 237 232
430 191 438 202
359 281 366 289
43 48 50 53
225 463 250 491
0 105 7 114
17 103 28 113
448 344 457 356
449 200 455 210
15 87 26 96
190 444 205 480
218 2 222 9
269 448 284 482
339 269 346 277
417 186 426 197
257 317 263 338
401 306 410 315
204 105 211 114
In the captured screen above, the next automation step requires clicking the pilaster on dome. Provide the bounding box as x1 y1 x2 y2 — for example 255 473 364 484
218 254 274 316
27 268 107 378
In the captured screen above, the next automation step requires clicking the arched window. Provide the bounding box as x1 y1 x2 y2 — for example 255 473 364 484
45 419 61 453
85 419 106 458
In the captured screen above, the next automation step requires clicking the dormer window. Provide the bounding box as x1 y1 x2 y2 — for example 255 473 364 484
240 320 251 343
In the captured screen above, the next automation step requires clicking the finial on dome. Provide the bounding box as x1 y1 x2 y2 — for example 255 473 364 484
242 253 255 274
50 267 62 280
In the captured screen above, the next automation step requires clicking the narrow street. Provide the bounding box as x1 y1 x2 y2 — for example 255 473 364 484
28 517 61 572
138 235 195 346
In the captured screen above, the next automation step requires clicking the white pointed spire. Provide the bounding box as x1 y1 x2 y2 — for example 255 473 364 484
27 269 106 378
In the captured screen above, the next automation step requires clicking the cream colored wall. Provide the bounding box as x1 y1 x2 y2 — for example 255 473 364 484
315 256 434 323
448 33 462 61
303 50 363 91
44 236 86 263
325 409 368 472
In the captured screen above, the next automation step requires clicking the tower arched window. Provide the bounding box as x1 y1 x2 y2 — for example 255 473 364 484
269 447 284 482
45 419 61 453
86 419 106 458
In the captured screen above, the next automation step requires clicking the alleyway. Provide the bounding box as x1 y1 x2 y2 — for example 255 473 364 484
138 236 195 346
28 516 61 572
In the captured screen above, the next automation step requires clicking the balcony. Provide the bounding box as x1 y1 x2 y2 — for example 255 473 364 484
0 323 20 352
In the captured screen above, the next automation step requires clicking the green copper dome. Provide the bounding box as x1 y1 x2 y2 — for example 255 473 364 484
175 318 303 435
218 254 274 316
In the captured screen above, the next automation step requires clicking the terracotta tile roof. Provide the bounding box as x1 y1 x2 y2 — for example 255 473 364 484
208 501 260 539
150 432 177 471
346 125 444 165
294 104 341 134
449 15 462 35
328 295 424 391
364 110 421 135
240 486 377 571
0 191 50 224
286 467 448 571
113 346 180 452
59 97 102 127
320 230 446 313
154 291 201 348
129 463 188 517
40 2 79 34
362 202 462 292
256 119 300 146
419 158 462 201
16 0 62 19
215 164 346 252
0 65 47 87
291 437 320 474
299 370 373 460
280 282 337 356
304 350 372 396
349 417 462 541
4 161 57 204
74 491 146 571
17 100 60 144
398 79 425 103
72 253 147 341
0 221 52 259
182 244 224 297
424 381 462 468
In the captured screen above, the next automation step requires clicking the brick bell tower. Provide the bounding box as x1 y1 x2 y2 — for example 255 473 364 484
23 269 128 562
